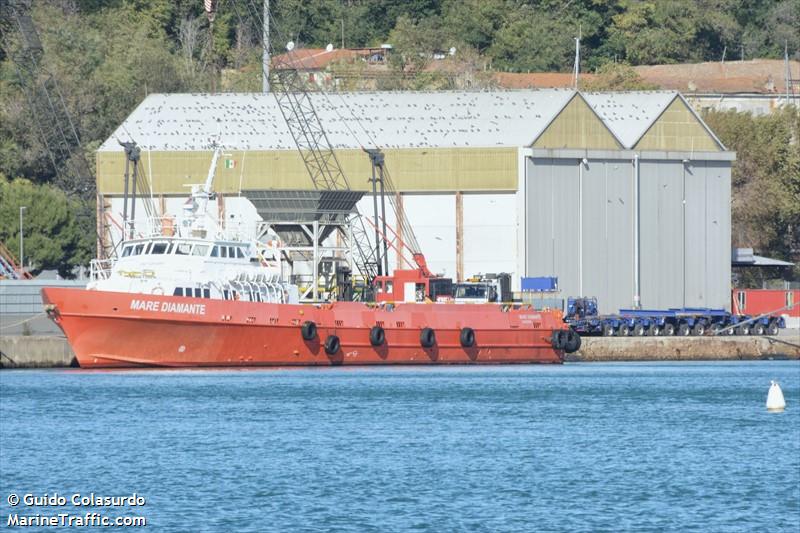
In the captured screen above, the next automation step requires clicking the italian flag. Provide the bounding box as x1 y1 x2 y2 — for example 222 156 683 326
224 159 236 169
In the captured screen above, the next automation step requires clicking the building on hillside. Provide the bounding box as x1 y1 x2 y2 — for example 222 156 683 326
97 89 735 313
634 59 800 114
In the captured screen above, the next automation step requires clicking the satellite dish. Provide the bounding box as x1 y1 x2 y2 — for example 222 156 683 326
286 41 295 51
449 47 457 56
325 43 334 52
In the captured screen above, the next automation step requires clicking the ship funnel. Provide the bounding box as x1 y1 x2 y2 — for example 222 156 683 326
766 381 786 412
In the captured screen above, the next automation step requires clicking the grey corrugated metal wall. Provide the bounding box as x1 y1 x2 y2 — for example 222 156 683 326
526 155 731 314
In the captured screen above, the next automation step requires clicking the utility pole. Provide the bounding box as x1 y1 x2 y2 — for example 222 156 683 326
785 41 791 105
263 0 270 92
573 25 581 89
19 206 26 272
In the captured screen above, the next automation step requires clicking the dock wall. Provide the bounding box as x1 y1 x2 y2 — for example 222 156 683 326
567 335 800 362
0 336 76 368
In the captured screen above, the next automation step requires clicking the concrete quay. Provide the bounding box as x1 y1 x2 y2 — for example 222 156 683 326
0 335 76 369
568 334 800 362
1 334 797 369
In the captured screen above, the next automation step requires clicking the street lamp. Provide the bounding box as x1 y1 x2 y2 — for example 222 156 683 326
19 206 26 273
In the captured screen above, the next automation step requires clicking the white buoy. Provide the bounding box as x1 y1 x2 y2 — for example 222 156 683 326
766 381 786 412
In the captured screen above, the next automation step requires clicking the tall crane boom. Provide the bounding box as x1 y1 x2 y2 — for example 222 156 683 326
0 0 94 201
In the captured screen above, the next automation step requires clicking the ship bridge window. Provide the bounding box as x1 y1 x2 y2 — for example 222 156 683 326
121 245 133 257
236 247 245 259
228 247 236 258
151 242 169 255
211 246 219 257
133 244 145 255
175 243 192 255
193 245 209 256
173 287 183 296
455 285 487 299
220 247 228 258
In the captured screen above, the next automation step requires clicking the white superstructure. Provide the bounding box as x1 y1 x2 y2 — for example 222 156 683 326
89 145 299 304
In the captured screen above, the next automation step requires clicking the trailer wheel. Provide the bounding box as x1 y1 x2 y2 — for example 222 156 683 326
691 323 706 336
677 322 690 336
766 320 779 336
632 323 645 336
710 323 723 335
369 325 386 346
751 323 765 336
420 327 436 348
602 324 615 337
617 323 630 337
735 325 750 336
662 323 675 336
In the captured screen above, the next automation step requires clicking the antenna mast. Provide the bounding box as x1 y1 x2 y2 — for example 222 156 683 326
268 0 269 93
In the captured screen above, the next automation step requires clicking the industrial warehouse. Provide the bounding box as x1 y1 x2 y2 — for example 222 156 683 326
96 89 735 313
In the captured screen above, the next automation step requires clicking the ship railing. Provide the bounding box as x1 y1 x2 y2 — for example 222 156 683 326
90 259 113 281
221 278 288 304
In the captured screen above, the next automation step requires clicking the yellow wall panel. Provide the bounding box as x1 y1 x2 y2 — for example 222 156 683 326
635 98 721 151
533 95 621 150
97 147 518 194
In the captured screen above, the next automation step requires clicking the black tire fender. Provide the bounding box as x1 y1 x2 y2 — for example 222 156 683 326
324 334 340 355
551 330 567 350
369 325 385 346
460 327 476 348
564 329 581 353
420 327 436 348
301 320 317 341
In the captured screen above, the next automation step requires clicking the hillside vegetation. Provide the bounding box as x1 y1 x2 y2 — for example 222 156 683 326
0 0 797 277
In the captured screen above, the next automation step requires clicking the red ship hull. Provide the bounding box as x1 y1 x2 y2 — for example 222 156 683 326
42 288 564 368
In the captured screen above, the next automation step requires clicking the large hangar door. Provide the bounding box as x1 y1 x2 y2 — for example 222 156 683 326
525 158 580 300
582 159 634 314
639 160 686 310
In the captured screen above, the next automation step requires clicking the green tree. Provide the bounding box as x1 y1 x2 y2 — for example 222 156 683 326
0 176 94 277
703 107 800 281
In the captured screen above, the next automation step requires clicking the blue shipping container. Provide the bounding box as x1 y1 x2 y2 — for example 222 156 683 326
521 277 558 292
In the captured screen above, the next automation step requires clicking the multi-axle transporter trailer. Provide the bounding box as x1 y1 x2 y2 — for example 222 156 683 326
566 298 786 337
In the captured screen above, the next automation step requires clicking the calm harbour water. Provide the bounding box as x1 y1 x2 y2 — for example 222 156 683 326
1 361 799 532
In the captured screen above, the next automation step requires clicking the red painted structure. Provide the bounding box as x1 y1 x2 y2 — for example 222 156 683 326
42 287 566 368
731 289 798 318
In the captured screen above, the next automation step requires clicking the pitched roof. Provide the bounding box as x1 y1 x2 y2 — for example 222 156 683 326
493 72 596 89
99 90 577 152
272 48 385 70
634 59 800 94
582 91 678 149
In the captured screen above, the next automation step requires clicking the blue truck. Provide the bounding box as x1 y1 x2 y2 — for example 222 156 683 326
566 297 786 337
